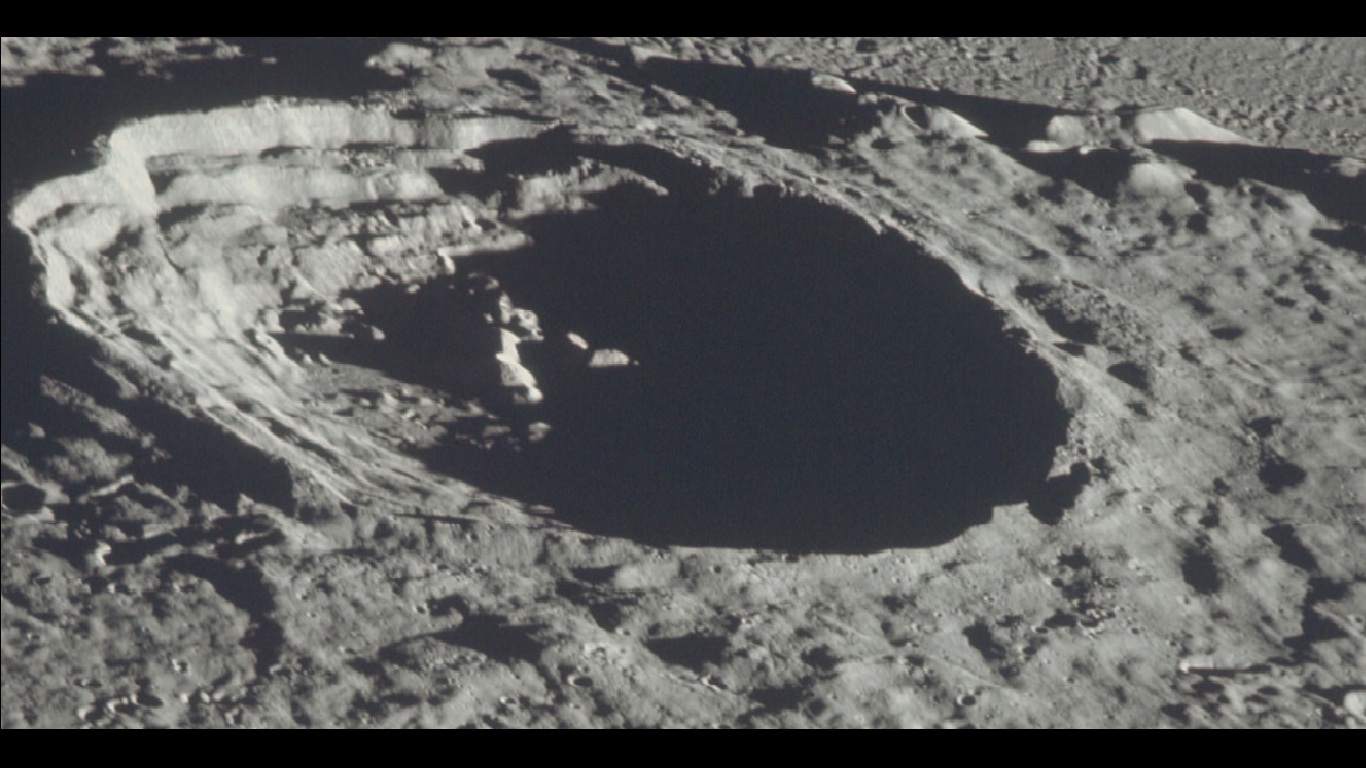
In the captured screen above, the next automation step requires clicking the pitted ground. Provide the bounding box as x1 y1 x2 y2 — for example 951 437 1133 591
2 38 1363 728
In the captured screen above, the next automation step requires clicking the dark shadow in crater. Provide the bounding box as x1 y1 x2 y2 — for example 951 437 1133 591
1311 224 1366 255
358 179 1070 552
549 39 861 151
546 40 1133 202
847 78 1085 153
430 126 722 210
1008 147 1136 200
552 41 1366 224
551 38 1085 155
1148 141 1366 226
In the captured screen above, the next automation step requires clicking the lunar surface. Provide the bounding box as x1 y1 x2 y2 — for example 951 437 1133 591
3 37 1363 728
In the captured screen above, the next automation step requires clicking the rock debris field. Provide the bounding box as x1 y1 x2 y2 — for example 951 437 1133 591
2 37 1364 727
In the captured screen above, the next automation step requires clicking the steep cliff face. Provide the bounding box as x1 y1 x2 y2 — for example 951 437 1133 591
3 37 1363 728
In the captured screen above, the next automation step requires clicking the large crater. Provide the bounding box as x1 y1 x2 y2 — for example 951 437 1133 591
11 102 1071 552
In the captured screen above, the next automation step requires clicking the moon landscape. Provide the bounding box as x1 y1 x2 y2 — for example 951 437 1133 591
2 37 1363 728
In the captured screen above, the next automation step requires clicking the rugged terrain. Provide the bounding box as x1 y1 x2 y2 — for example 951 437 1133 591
2 37 1363 728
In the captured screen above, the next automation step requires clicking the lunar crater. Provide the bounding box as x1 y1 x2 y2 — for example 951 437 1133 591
5 37 1364 729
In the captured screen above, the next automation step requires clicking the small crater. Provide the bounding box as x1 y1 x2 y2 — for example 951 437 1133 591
1303 283 1331 304
1180 547 1222 595
1027 462 1092 525
1 483 49 511
1043 610 1078 629
435 615 546 666
1038 308 1101 345
1160 702 1191 724
882 594 915 612
1058 548 1091 570
164 555 284 677
1262 524 1318 571
963 621 1007 662
1106 362 1151 391
1258 455 1307 494
1286 579 1351 657
587 600 631 632
802 645 842 673
1192 678 1225 696
1248 416 1282 438
1180 295 1216 316
1209 326 1245 341
1184 182 1210 205
646 634 729 674
134 691 166 708
488 68 542 93
749 685 806 714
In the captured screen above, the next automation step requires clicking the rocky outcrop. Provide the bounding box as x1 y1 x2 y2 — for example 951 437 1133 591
408 271 544 406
